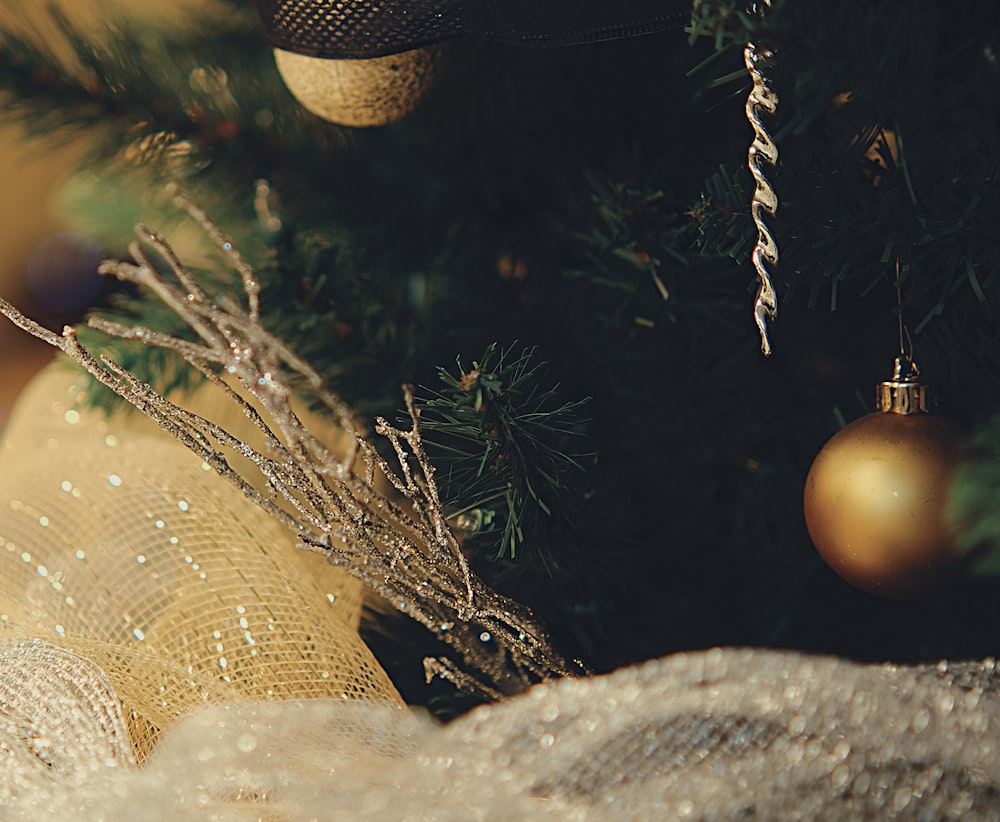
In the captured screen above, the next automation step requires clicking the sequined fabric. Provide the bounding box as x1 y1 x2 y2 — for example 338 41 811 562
4 645 1000 818
256 0 693 59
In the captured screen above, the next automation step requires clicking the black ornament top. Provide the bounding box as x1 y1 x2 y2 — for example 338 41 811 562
256 0 693 59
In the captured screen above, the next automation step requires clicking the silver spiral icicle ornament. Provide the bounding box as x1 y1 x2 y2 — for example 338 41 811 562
744 30 779 355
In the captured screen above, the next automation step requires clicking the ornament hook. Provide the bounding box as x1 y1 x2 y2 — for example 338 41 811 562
894 262 916 372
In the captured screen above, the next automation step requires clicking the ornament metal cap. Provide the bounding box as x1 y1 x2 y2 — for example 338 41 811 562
876 356 932 415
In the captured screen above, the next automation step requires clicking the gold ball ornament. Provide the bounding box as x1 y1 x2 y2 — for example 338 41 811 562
803 358 967 598
273 46 442 128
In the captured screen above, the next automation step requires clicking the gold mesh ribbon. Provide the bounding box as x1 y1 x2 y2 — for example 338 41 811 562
0 364 402 762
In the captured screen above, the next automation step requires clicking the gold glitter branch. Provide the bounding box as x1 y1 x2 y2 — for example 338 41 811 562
0 185 580 699
745 34 779 355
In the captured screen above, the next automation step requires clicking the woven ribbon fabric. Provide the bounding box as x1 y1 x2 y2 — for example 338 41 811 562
255 0 693 58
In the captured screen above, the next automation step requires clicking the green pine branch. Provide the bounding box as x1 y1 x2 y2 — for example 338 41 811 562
417 344 592 571
951 420 1000 576
562 154 689 326
558 144 752 340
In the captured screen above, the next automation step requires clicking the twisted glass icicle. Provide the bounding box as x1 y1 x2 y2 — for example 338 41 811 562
744 39 779 355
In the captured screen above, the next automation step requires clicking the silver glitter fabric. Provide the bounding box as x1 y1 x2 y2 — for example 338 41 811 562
3 646 999 818
0 638 134 806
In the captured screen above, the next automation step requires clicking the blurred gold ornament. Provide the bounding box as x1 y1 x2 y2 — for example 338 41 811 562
803 357 967 598
274 46 442 127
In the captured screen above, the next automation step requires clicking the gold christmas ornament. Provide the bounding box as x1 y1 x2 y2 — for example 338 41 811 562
803 357 967 599
273 46 442 127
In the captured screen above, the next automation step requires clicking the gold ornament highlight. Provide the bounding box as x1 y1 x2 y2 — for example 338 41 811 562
803 357 967 598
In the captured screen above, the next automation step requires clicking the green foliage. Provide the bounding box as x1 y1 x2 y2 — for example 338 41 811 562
419 344 591 570
687 0 787 50
0 1 350 258
950 423 1000 576
563 150 694 327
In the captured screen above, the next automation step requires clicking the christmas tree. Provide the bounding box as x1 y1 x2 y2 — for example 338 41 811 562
1 0 1000 814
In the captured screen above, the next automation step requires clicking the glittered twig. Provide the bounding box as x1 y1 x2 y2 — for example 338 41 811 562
0 187 581 697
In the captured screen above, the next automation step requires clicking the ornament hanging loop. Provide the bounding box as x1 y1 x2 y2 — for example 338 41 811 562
894 263 915 368
744 1 779 355
881 262 930 413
